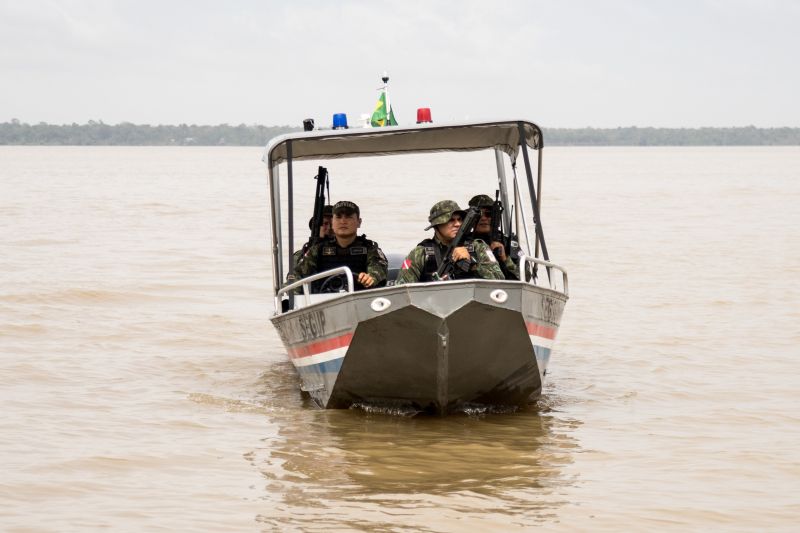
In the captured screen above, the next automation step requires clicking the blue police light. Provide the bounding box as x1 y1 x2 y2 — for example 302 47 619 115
332 113 349 129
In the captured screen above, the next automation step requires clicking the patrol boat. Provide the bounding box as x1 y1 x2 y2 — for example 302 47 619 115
264 119 568 415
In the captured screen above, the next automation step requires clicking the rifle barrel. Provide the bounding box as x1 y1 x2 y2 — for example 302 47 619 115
436 207 481 278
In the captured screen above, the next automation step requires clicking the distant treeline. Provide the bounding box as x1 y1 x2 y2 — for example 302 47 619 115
2 120 800 146
0 119 298 146
545 126 800 146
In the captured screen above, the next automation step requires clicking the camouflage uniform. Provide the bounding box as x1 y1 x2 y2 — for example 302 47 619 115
468 232 520 279
395 236 504 284
293 235 388 290
395 200 504 284
287 244 310 285
286 204 334 286
468 193 520 281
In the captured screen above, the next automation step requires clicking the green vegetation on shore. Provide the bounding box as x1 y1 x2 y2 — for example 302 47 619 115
545 126 800 146
2 119 799 146
0 120 297 146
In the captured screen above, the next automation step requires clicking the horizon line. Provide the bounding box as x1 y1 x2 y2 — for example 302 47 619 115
4 120 800 130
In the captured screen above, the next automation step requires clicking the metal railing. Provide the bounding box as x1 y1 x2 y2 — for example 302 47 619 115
275 266 355 313
518 254 569 297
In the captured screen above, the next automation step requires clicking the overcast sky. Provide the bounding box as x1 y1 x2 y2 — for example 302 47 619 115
2 0 799 128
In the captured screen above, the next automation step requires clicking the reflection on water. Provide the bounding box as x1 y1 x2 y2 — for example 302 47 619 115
248 362 580 531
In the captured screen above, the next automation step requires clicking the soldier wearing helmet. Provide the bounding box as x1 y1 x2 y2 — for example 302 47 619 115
287 204 334 284
395 200 504 284
467 194 519 280
290 205 333 263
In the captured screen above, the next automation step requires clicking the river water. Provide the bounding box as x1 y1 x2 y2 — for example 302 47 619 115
1 145 798 531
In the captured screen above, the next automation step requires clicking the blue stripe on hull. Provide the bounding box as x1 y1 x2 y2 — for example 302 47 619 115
294 357 344 374
293 358 344 401
533 345 551 378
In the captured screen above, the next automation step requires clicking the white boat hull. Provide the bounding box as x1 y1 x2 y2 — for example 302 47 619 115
272 280 567 415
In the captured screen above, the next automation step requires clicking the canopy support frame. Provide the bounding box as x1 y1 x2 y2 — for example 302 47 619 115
517 121 549 262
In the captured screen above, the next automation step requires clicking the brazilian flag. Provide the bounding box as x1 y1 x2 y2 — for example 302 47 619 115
370 91 397 127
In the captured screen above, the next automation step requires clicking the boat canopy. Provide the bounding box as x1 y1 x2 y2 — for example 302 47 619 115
263 118 550 296
264 119 542 167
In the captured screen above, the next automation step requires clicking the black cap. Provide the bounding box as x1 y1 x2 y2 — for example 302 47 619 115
333 201 360 216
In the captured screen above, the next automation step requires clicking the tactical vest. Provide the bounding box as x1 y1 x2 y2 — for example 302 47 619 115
316 235 373 274
466 233 519 281
311 235 381 292
417 238 479 282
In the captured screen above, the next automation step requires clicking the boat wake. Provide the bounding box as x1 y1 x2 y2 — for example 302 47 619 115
349 400 524 417
349 402 421 417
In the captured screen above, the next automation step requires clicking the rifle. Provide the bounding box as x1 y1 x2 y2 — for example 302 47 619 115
490 191 522 280
490 190 505 253
433 206 481 281
309 166 329 246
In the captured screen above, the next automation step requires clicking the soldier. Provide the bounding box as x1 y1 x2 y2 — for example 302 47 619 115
468 194 519 280
395 200 504 284
294 200 388 291
288 204 333 282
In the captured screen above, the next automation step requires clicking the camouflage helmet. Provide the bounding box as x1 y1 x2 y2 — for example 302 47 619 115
308 205 333 229
425 200 466 230
468 194 493 208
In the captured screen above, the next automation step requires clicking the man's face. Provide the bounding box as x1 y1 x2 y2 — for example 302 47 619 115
319 215 333 238
475 207 492 234
333 211 360 238
435 213 463 243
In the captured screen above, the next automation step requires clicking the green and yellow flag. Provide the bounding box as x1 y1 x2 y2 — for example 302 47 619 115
370 91 397 127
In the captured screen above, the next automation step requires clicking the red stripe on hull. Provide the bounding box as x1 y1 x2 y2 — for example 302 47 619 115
525 322 557 339
287 333 354 359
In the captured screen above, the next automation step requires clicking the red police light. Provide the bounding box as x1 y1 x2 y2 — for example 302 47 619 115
416 108 432 124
